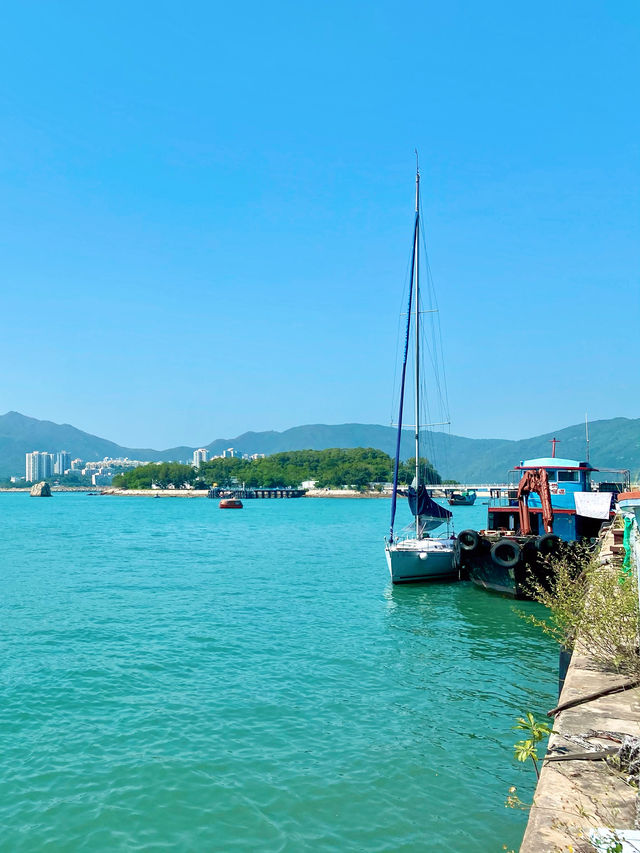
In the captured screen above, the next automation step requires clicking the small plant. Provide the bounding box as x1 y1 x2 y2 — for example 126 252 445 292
513 712 552 779
591 830 626 852
504 785 528 811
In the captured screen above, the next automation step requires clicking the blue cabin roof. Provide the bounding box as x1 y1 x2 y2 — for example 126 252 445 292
517 457 594 471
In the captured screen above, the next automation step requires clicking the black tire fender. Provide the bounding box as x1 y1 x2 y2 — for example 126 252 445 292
490 538 521 569
458 529 480 552
536 533 561 555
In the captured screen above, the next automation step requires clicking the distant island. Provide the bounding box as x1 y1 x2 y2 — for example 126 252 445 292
0 411 638 482
112 449 443 491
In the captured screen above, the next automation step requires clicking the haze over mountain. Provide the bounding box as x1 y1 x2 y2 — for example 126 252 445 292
2 411 638 482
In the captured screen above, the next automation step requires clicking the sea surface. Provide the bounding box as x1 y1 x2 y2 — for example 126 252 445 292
0 493 557 851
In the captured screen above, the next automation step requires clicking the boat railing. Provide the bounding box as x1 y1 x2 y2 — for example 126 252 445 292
488 487 519 508
393 520 454 541
590 469 631 494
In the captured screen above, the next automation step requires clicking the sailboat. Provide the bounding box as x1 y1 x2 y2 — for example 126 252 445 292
384 163 458 584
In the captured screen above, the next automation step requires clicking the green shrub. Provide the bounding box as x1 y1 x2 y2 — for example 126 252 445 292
522 541 640 675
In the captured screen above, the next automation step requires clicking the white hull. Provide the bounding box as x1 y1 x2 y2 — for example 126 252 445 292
385 538 457 584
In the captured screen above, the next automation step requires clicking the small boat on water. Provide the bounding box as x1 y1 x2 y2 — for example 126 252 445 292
219 498 243 509
447 489 476 506
456 448 630 598
384 162 457 584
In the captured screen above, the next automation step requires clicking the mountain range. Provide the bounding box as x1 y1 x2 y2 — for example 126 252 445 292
1 411 639 482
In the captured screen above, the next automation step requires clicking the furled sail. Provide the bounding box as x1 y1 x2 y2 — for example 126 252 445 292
407 485 452 531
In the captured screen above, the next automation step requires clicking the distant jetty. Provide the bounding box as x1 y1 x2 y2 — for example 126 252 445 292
208 487 305 500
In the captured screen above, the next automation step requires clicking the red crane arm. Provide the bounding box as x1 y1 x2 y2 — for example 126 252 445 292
517 468 554 535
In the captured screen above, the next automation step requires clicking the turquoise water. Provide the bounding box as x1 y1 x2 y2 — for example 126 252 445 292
0 494 556 851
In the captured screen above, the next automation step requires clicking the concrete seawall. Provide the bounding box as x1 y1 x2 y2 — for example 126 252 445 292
520 528 640 851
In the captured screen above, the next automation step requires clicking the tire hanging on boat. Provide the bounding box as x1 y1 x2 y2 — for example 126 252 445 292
536 533 560 555
490 538 521 569
458 529 480 552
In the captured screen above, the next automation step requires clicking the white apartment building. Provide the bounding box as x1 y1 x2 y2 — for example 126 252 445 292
25 451 54 482
54 451 71 475
193 448 208 468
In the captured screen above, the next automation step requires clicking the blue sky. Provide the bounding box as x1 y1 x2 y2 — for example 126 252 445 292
1 1 638 448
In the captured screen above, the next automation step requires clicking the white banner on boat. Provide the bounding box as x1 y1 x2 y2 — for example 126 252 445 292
574 491 612 519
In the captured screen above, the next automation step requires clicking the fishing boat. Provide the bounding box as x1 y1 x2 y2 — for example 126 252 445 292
456 442 630 598
447 489 476 506
384 163 457 584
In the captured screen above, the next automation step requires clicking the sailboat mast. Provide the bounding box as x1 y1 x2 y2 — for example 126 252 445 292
414 165 420 538
388 178 418 543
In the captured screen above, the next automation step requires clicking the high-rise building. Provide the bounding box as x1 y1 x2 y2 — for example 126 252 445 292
25 451 54 482
193 448 208 468
71 459 84 470
55 451 71 475
25 452 36 482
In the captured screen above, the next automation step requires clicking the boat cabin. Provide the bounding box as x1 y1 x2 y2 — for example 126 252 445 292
487 456 630 541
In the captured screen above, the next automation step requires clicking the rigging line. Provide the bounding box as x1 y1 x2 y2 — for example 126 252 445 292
417 296 443 447
421 308 444 410
414 175 449 488
415 220 448 421
414 283 445 475
390 311 403 424
390 248 414 424
417 299 450 482
417 186 451 482
428 274 451 420
420 268 447 413
419 214 451 419
417 376 438 476
420 366 435 458
389 213 419 540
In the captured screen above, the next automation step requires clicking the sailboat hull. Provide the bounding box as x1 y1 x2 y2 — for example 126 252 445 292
385 538 457 584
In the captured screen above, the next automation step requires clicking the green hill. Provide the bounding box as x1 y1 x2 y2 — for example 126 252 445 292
0 412 192 477
0 411 638 482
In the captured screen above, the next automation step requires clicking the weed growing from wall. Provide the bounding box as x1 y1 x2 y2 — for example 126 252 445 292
520 542 640 675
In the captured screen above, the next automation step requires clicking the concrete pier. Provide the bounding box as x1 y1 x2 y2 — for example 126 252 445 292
520 527 640 851
207 487 305 499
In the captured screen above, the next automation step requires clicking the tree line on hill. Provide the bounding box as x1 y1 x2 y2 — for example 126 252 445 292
111 448 443 490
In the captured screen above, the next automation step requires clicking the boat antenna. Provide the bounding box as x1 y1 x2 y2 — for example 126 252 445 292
585 412 590 463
